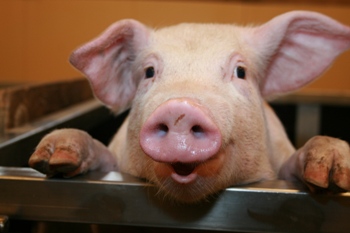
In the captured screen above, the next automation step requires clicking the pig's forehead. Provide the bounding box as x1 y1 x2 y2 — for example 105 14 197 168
151 23 249 56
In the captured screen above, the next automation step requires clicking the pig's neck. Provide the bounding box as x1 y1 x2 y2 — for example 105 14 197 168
263 102 296 174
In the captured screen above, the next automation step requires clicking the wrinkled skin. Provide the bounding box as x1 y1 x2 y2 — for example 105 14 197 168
29 11 350 203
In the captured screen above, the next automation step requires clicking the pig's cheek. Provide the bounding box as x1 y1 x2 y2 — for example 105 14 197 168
231 78 258 103
196 152 225 177
154 162 173 179
137 78 155 96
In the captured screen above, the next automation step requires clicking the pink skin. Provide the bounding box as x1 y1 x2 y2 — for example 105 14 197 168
139 98 222 184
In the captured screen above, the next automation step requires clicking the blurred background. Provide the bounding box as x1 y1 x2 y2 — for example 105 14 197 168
1 0 350 92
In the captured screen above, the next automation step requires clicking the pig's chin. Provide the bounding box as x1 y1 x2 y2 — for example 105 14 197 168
152 155 225 203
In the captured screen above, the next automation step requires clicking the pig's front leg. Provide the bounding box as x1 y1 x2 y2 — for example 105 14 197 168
279 136 350 192
29 129 117 177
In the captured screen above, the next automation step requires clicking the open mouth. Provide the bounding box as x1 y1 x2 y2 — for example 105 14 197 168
171 162 199 176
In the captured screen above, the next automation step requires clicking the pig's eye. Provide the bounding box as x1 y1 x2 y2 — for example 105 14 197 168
234 66 246 79
145 67 155 79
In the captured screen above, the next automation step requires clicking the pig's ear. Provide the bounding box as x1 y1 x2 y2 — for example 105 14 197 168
69 19 150 112
251 11 350 98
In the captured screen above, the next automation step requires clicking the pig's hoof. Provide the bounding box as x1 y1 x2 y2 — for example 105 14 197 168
29 129 92 177
302 136 350 192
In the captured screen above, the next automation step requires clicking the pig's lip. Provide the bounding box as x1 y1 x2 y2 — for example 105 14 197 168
171 172 198 184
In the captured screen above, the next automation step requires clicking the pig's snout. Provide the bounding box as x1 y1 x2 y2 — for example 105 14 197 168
139 99 222 167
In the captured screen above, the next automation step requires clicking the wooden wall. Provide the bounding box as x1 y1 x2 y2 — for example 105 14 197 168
1 0 350 92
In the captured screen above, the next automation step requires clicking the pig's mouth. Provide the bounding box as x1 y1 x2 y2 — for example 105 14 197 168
171 162 199 176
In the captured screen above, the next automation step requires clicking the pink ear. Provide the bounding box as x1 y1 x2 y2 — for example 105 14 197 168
69 19 150 112
251 11 350 98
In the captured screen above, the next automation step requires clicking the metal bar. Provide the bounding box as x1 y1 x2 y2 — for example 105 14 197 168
1 167 350 232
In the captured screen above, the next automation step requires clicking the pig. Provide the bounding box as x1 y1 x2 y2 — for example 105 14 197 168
29 11 350 203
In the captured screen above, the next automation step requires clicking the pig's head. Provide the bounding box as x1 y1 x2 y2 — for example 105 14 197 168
70 11 350 203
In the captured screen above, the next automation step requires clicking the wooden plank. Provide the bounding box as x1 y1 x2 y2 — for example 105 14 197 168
0 78 93 133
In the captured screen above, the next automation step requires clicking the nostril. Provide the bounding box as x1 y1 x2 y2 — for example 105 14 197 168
191 125 205 138
191 125 204 133
155 123 168 137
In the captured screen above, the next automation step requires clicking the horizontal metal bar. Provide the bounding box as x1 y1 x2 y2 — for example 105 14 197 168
1 167 350 232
